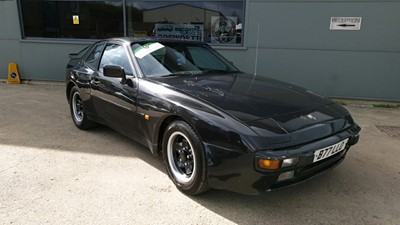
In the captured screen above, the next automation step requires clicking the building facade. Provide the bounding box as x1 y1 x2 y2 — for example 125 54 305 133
0 0 399 101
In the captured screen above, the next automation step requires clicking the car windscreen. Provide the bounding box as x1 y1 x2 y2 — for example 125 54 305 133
131 42 239 78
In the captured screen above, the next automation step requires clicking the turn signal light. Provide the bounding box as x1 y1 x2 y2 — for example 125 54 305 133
258 159 280 170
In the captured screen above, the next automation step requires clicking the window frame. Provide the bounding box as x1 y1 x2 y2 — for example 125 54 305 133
18 0 126 40
17 0 247 48
98 41 138 77
83 42 106 70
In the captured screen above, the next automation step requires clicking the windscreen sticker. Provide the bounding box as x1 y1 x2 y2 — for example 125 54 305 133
134 42 164 59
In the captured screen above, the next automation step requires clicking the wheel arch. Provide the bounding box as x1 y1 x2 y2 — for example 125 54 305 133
153 104 255 157
66 81 76 103
156 115 186 155
155 113 205 156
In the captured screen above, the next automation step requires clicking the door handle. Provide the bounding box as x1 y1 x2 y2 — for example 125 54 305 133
91 79 100 85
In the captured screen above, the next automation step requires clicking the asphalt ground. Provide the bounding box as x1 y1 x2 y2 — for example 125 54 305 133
0 83 399 225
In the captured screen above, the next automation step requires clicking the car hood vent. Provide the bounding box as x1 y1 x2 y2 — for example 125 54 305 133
246 104 351 147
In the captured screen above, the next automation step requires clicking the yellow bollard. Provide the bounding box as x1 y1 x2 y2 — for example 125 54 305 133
7 63 21 84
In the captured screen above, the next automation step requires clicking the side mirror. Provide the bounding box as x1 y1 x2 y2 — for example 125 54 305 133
103 65 126 79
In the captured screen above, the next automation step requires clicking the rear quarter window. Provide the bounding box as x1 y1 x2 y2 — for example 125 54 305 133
85 44 105 69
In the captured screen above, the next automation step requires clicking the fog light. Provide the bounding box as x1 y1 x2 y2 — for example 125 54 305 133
258 159 280 170
278 171 295 181
282 157 299 168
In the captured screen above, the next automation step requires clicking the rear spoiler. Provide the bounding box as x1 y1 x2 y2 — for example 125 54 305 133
68 46 90 59
68 53 80 59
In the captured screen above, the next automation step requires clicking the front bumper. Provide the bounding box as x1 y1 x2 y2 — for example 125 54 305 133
206 125 360 195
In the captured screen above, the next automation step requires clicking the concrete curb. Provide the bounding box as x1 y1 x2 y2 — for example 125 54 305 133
332 98 400 109
0 78 65 86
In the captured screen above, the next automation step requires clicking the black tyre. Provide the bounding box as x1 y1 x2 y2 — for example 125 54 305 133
162 120 208 195
69 86 96 129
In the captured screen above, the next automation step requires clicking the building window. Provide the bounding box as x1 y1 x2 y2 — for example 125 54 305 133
126 1 244 46
20 0 124 39
19 0 245 46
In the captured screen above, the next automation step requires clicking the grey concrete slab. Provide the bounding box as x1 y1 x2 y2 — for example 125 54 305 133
0 83 399 225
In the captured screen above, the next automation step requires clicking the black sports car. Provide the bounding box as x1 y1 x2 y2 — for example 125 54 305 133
66 37 360 195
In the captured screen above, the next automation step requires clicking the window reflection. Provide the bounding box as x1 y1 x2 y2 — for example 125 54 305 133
131 41 239 77
20 0 244 45
85 44 104 69
100 44 133 75
21 0 124 39
126 1 244 45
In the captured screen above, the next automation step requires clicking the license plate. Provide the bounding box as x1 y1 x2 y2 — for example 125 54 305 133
313 138 349 163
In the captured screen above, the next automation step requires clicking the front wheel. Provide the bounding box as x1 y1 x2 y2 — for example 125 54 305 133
69 86 96 129
162 120 208 195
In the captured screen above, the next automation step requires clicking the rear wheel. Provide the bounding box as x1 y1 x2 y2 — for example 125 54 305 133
162 120 208 195
69 86 96 129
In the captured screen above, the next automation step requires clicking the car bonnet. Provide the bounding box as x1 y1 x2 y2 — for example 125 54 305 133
156 73 352 146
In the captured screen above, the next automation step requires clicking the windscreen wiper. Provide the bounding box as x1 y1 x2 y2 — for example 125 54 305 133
201 69 239 74
160 71 201 77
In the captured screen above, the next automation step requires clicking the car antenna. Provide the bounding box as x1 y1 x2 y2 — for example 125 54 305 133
254 22 260 76
247 23 260 94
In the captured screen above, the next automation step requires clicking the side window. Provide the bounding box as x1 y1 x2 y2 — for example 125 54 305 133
187 46 227 70
85 44 104 69
99 43 133 75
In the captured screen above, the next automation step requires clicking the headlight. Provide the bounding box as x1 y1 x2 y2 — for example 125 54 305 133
257 157 299 170
282 157 299 168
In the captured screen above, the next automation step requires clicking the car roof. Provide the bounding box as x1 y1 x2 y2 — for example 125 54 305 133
103 37 204 45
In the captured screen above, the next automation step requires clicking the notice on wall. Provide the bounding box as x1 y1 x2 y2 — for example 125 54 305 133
211 16 237 44
154 24 204 41
134 30 148 37
72 15 80 25
330 17 362 30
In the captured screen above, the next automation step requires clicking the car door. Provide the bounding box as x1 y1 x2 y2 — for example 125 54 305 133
73 42 105 119
90 42 141 139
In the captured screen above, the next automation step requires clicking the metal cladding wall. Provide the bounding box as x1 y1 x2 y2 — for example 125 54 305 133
0 1 21 78
219 0 400 101
0 0 399 101
0 0 90 81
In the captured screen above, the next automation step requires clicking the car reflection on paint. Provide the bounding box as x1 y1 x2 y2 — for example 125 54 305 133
66 37 360 195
